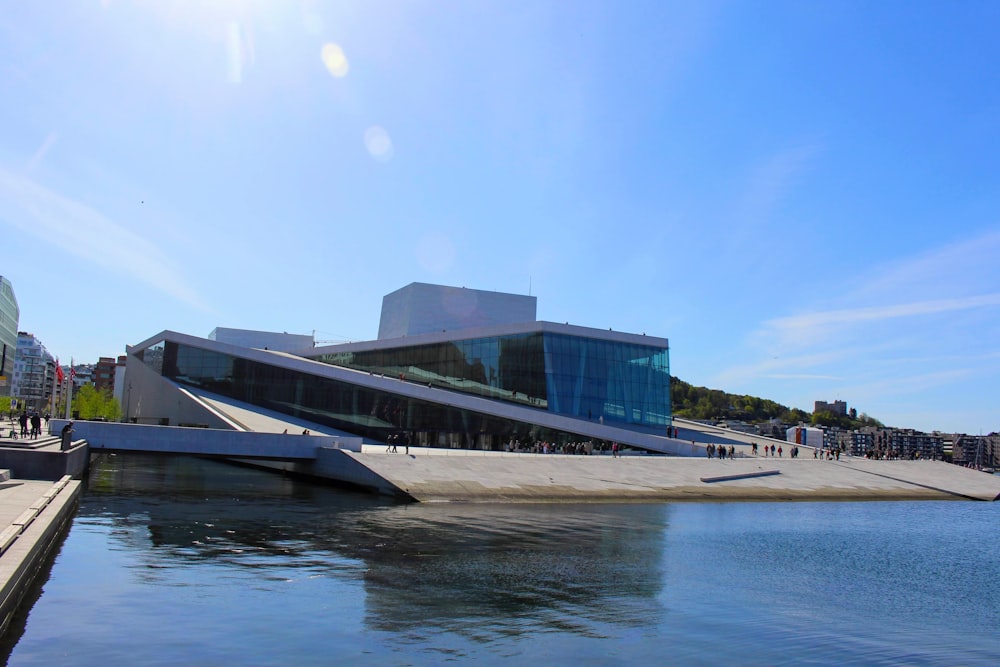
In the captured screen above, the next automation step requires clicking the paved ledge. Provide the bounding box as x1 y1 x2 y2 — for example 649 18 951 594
342 452 1000 502
0 435 89 481
0 476 81 636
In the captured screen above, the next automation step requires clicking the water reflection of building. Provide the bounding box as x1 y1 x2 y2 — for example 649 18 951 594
355 503 667 636
84 454 666 638
126 283 673 452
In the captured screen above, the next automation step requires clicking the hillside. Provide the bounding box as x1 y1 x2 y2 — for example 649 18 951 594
670 377 883 430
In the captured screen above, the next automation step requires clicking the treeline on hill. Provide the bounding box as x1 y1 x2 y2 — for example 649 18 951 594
670 376 883 429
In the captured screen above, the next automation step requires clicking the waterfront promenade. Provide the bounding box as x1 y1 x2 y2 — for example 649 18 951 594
52 418 1000 503
0 432 86 636
0 470 80 635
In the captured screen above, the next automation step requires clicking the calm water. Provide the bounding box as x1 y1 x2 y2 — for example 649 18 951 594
3 454 998 666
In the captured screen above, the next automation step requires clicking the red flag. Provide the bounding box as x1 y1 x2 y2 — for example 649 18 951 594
56 360 64 384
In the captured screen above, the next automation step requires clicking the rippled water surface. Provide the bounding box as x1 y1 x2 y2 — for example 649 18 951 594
4 455 999 665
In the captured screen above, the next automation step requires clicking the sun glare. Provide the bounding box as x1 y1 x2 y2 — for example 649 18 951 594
321 43 349 78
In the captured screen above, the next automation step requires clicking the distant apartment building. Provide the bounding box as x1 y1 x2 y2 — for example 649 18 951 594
814 399 847 416
952 434 998 468
822 426 869 453
94 356 117 393
886 429 944 459
844 430 875 457
72 364 94 389
12 331 55 411
0 277 19 398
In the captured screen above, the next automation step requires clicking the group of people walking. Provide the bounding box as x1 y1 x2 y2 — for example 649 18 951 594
706 443 736 459
11 411 46 440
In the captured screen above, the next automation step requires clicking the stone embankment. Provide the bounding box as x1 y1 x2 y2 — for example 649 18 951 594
0 472 81 635
0 433 86 637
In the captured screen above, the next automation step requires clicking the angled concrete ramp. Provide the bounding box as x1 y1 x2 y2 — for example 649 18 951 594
337 453 1000 502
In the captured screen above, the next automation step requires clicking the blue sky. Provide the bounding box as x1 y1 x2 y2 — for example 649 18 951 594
2 1 999 434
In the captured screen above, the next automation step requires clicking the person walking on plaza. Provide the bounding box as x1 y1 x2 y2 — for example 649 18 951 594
30 413 41 440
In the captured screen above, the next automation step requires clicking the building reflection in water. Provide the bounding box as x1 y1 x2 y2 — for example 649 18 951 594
80 454 669 641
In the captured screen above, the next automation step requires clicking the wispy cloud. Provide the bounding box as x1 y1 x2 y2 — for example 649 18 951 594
715 142 823 270
738 143 821 225
712 226 1000 428
854 228 1000 301
0 167 210 311
713 346 862 387
25 132 57 174
764 293 1000 348
751 227 1000 351
834 368 974 403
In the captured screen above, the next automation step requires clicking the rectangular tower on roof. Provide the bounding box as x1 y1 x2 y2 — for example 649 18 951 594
378 283 537 339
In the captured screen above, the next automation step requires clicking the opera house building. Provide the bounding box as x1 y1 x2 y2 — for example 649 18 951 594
126 283 679 453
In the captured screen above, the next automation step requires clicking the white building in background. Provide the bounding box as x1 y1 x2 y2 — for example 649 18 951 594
786 425 824 449
12 331 55 411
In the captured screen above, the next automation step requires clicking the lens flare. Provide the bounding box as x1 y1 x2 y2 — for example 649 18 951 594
416 232 456 273
227 23 244 83
321 43 349 78
302 11 324 35
364 126 393 161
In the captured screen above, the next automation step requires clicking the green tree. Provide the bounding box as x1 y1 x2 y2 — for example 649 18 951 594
669 375 878 427
72 385 121 421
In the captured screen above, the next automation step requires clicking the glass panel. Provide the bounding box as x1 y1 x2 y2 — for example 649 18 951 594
541 333 670 427
155 342 606 451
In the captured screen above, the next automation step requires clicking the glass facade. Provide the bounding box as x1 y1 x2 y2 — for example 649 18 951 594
313 332 670 427
137 341 613 450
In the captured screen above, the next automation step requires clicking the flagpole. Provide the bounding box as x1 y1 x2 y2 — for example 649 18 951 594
50 358 59 418
64 358 74 420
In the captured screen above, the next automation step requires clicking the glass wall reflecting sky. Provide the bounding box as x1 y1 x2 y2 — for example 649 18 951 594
314 332 669 427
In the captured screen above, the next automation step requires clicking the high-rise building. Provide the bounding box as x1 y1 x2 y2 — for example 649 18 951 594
12 331 55 412
0 277 19 398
